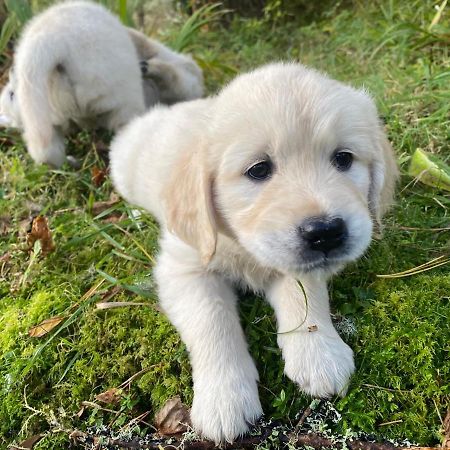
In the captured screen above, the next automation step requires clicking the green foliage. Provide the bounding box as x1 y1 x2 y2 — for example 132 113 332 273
1 0 449 448
169 3 226 52
0 0 33 54
337 275 450 443
4 0 33 25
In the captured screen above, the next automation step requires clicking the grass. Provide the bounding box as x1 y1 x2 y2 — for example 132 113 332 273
0 0 449 448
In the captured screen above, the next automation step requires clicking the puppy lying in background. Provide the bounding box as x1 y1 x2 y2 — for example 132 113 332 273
0 1 204 168
0 1 145 167
129 28 204 106
110 63 397 443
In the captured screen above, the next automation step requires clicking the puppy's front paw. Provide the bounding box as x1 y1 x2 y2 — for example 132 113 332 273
190 370 262 443
280 332 355 398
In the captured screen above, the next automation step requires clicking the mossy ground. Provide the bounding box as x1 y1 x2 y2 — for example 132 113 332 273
0 1 449 448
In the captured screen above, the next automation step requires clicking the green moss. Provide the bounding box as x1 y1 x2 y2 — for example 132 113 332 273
337 275 450 443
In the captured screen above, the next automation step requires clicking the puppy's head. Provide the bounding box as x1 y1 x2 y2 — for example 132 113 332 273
0 68 21 128
166 63 397 275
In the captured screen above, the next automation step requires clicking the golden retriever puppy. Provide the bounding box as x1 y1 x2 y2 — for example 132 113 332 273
110 62 397 443
0 1 146 167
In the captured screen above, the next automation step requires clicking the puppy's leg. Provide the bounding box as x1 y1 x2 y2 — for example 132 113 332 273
18 87 66 167
25 125 66 168
106 100 145 131
155 234 262 443
266 275 355 398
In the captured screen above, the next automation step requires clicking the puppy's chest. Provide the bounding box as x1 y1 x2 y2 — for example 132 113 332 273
208 236 277 293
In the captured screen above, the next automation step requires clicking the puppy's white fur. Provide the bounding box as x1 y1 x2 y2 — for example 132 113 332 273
0 1 145 167
110 63 397 443
128 28 204 106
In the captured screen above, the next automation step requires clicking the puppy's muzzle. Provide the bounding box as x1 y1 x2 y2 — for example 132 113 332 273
299 217 347 255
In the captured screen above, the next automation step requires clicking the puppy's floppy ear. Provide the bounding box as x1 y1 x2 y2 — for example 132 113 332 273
163 140 217 265
369 126 399 230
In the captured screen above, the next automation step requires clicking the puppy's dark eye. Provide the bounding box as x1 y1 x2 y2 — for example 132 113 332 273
331 150 353 171
246 160 273 181
9 91 14 101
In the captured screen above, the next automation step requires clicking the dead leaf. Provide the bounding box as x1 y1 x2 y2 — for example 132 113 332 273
28 316 64 338
101 213 126 224
155 396 191 437
91 166 109 187
95 388 122 405
308 325 318 332
10 434 44 449
100 285 122 302
26 216 55 255
76 405 85 418
91 193 120 216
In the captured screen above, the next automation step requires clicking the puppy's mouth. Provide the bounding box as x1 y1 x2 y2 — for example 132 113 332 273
296 247 352 273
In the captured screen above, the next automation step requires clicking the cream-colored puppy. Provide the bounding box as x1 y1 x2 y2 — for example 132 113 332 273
129 28 204 106
110 63 397 443
0 1 145 167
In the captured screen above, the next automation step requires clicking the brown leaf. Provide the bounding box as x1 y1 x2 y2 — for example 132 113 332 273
155 396 191 437
26 216 55 255
100 285 122 302
28 316 64 338
308 325 318 332
91 166 109 187
95 388 122 405
91 193 120 216
76 405 85 418
11 434 44 449
101 213 126 224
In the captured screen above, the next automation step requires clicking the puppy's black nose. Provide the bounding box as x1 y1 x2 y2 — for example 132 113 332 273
300 217 347 254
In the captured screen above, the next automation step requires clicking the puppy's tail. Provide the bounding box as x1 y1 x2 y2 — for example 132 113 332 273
15 37 66 165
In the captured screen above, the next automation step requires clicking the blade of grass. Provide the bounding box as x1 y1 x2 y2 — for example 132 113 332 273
377 255 450 278
96 269 155 299
112 223 155 264
0 15 18 55
170 3 227 52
